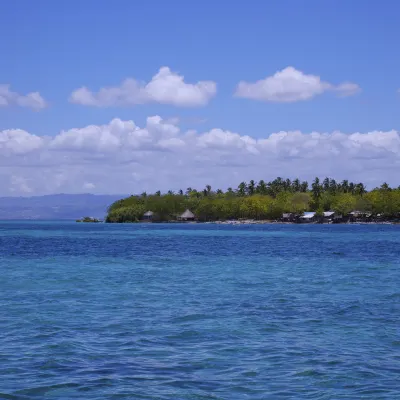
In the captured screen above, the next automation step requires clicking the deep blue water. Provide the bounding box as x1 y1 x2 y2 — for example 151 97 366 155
0 222 400 399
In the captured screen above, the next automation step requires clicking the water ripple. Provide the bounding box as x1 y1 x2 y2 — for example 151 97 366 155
0 222 399 399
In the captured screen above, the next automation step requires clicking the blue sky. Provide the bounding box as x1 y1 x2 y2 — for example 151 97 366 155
0 0 399 195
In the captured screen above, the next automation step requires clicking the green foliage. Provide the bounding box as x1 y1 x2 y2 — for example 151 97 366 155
290 192 311 214
365 188 400 216
106 178 400 223
332 193 357 215
106 204 146 223
76 216 101 223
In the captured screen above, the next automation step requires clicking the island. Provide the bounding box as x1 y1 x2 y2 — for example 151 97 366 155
105 177 400 224
76 217 102 223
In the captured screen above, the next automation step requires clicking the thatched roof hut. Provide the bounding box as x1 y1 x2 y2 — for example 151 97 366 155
143 210 154 220
179 209 195 221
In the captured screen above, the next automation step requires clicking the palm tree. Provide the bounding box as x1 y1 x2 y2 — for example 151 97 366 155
238 182 247 196
329 179 337 194
178 189 183 196
269 177 285 197
292 178 300 193
141 191 147 198
341 180 349 193
248 180 255 195
312 177 321 200
355 183 366 196
300 181 309 192
284 178 292 192
186 187 193 195
323 177 330 192
155 191 161 196
257 180 267 194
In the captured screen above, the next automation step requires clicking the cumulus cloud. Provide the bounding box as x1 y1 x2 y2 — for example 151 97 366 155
0 117 398 195
0 129 44 155
0 84 47 110
235 67 361 102
69 67 217 107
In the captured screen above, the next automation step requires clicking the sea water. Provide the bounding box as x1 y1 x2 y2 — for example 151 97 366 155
0 221 399 399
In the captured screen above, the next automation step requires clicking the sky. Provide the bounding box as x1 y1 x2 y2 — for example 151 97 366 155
1 0 399 196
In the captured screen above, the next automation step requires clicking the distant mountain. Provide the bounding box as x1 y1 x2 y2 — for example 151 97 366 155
0 194 126 220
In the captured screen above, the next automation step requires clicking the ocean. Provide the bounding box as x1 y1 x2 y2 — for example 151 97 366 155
0 221 399 399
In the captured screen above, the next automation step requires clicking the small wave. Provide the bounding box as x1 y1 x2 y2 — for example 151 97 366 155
14 382 80 397
172 313 211 323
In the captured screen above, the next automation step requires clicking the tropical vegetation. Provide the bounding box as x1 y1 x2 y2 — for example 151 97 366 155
76 216 102 223
105 177 400 223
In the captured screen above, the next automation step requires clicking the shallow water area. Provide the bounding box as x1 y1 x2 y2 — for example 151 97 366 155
0 221 399 399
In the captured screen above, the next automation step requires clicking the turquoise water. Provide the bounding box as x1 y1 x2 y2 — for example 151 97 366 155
1 222 399 399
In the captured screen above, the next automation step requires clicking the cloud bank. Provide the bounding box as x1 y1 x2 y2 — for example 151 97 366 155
0 84 47 110
235 67 360 102
70 67 217 107
0 117 398 196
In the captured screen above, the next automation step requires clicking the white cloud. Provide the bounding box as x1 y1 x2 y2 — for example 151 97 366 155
0 129 44 155
0 117 398 195
69 67 217 107
235 67 361 102
0 84 47 110
334 82 361 97
83 182 95 190
49 116 180 153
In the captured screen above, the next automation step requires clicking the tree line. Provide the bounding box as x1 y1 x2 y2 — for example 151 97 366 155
106 177 400 223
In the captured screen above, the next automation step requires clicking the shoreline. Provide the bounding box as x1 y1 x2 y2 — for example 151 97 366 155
112 219 399 225
203 220 398 225
208 221 398 225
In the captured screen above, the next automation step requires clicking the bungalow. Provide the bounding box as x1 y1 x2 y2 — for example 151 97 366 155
349 210 371 222
282 212 295 222
323 211 335 223
300 212 316 223
349 210 363 219
179 209 195 221
143 210 154 221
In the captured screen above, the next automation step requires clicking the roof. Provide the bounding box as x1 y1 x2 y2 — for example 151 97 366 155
143 211 154 217
301 212 316 219
350 210 363 215
180 209 195 218
323 211 335 217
